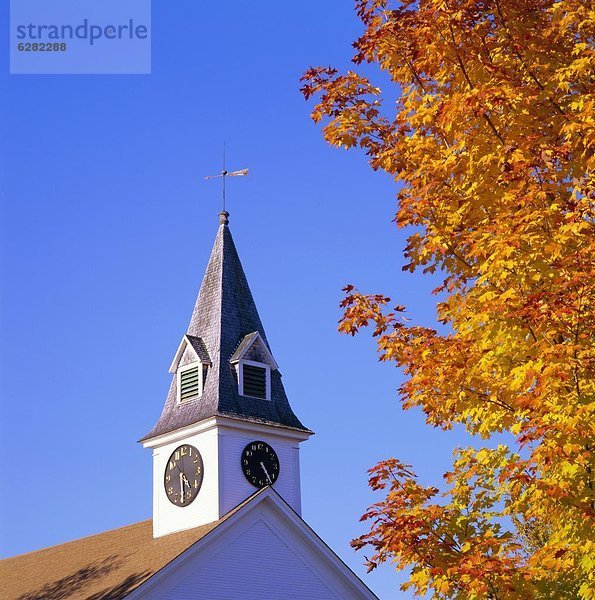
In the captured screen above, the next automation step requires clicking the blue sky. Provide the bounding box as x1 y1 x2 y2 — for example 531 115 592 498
1 2 476 598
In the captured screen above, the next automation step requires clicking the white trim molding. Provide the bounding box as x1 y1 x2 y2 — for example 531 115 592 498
229 331 279 370
141 416 312 450
169 335 211 374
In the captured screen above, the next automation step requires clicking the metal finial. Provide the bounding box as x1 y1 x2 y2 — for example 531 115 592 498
219 211 229 225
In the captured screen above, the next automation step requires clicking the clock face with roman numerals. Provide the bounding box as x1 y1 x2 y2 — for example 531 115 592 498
164 444 204 507
241 441 280 488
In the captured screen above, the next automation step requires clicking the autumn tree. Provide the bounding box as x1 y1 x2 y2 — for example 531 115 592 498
301 1 594 598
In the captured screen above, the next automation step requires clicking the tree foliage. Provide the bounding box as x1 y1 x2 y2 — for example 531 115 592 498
301 1 594 597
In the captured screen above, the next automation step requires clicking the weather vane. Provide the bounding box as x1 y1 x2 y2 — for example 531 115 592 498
204 144 248 213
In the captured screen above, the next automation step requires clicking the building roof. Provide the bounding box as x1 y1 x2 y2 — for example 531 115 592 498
168 334 211 374
0 520 217 600
185 334 211 364
0 490 267 600
229 330 261 363
229 330 279 369
142 212 310 441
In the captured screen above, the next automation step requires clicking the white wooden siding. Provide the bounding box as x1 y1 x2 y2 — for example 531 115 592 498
135 498 376 600
152 427 220 537
159 520 338 599
219 428 302 516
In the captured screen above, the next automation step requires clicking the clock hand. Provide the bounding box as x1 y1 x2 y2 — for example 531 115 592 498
260 461 273 485
179 472 185 504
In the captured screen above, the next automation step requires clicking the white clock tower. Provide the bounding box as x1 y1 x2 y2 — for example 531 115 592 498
141 211 312 538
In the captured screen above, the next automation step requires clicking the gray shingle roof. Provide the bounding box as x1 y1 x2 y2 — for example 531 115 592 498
185 335 211 364
229 331 261 364
141 213 310 441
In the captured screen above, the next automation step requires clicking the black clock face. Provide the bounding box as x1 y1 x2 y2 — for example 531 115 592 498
164 444 204 507
241 441 280 488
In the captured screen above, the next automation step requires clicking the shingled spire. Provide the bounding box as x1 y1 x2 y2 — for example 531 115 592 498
142 212 308 441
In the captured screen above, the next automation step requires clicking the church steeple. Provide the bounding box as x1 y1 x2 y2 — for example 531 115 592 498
142 212 309 443
142 211 312 537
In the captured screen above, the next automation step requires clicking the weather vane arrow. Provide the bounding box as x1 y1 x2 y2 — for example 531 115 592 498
204 145 248 214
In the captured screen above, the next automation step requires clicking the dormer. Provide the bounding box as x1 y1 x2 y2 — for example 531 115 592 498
230 332 278 401
169 335 211 403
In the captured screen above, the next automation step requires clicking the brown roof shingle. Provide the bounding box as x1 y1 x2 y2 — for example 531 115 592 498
0 518 218 600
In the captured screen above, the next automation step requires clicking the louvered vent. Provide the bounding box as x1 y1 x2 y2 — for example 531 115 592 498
179 367 200 402
242 364 267 399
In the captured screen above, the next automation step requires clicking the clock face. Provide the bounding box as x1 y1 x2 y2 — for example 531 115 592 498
241 441 280 488
164 444 204 507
